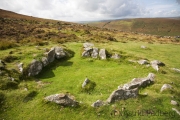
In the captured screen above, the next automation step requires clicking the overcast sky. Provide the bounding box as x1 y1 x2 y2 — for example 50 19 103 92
0 0 180 22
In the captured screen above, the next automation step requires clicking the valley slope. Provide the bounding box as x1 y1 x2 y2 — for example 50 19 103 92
88 18 180 36
0 9 180 120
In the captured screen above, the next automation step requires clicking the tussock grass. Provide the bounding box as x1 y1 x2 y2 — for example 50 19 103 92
0 40 17 50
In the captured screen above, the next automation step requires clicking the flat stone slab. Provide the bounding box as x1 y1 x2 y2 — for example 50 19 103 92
123 73 155 90
160 84 172 92
107 88 138 103
44 93 78 107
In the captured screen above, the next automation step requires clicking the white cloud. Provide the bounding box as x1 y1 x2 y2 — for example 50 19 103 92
0 0 179 21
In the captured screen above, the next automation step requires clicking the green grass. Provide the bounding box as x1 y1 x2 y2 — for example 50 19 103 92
0 41 180 120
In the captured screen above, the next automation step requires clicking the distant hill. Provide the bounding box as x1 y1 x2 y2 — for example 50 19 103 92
88 18 180 36
0 9 42 20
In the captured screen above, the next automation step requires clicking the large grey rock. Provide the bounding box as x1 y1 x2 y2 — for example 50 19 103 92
28 60 43 76
44 93 78 107
82 43 93 57
55 47 66 59
123 73 155 90
84 47 93 51
91 100 104 107
171 100 178 106
91 48 99 58
82 78 90 88
17 63 23 73
107 88 138 103
141 45 147 49
41 57 49 67
99 49 106 60
138 60 148 65
111 53 120 59
83 43 94 48
47 47 55 63
150 60 165 71
151 60 165 66
160 84 172 92
82 48 92 57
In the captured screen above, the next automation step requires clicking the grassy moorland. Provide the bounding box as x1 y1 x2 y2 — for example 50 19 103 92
0 9 180 120
88 18 180 36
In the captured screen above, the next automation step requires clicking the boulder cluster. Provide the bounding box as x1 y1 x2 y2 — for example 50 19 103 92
107 73 155 103
132 59 165 71
82 43 120 60
91 73 155 107
11 43 179 115
17 46 67 76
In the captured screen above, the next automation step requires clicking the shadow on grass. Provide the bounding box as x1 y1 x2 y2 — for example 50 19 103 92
23 91 38 103
138 94 148 99
36 60 73 79
35 49 75 79
36 59 73 79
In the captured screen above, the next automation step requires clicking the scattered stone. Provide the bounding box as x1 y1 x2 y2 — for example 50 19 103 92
143 93 148 96
99 49 106 60
172 108 180 116
24 88 28 91
47 47 55 63
171 68 180 73
83 43 94 48
151 60 165 66
150 60 165 71
55 47 66 59
128 60 137 63
141 45 147 49
138 60 149 65
44 93 78 107
123 73 155 90
17 63 23 73
91 100 104 107
41 57 49 67
8 77 15 81
28 59 43 76
171 100 178 106
91 48 99 58
111 53 120 59
171 96 175 99
107 88 138 103
160 84 172 92
82 78 90 88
